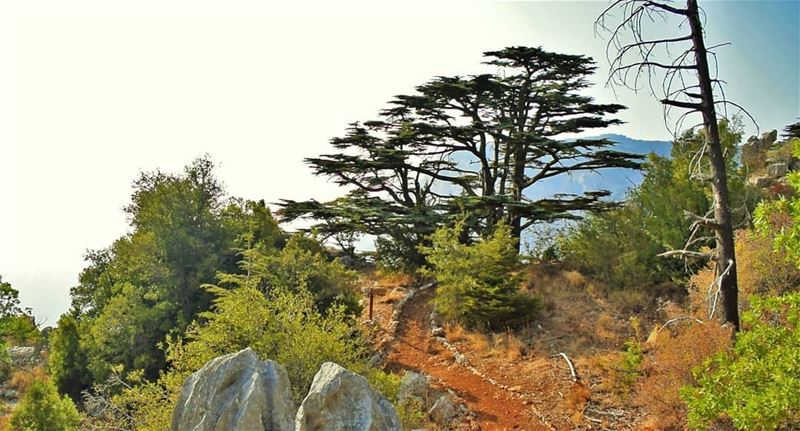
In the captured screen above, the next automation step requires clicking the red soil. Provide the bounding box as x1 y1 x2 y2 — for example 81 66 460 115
385 289 549 431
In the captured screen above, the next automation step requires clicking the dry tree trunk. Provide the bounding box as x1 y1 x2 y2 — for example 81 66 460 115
684 0 739 330
597 0 749 331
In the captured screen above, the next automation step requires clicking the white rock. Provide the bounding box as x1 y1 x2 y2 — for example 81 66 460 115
295 362 401 431
428 394 460 427
171 348 294 431
397 371 430 405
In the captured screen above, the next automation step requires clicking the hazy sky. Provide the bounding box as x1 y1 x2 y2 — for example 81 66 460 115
1 0 798 323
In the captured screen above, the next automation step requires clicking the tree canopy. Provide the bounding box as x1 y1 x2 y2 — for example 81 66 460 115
281 46 643 265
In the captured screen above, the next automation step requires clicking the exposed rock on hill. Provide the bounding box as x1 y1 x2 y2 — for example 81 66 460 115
172 350 401 431
295 362 401 431
171 348 295 431
743 129 799 191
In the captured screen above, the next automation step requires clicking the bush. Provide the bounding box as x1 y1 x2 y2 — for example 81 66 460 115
48 314 90 401
0 341 11 383
682 293 800 430
420 222 539 330
232 234 362 315
173 285 370 403
635 322 731 431
9 378 82 431
690 230 800 316
86 284 381 431
755 151 800 269
619 339 643 390
558 207 675 291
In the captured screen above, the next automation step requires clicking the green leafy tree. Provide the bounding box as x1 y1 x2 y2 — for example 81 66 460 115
281 46 643 266
48 314 90 401
420 222 539 329
9 378 82 431
173 285 369 403
0 276 39 343
227 234 361 315
90 284 382 431
683 293 800 430
559 119 751 293
67 157 283 384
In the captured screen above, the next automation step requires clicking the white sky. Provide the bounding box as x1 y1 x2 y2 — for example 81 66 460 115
1 0 798 323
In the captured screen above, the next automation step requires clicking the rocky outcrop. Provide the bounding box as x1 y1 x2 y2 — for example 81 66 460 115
742 129 778 172
295 362 401 431
428 394 460 426
397 371 430 406
171 348 294 431
8 346 38 367
395 370 468 429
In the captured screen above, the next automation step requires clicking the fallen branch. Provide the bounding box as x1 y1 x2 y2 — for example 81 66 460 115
658 249 714 260
552 352 579 381
657 316 704 334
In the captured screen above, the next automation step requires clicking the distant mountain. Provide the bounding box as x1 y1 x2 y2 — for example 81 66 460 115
525 134 672 201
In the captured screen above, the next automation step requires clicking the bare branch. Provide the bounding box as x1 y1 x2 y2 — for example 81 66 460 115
658 249 714 260
661 98 703 110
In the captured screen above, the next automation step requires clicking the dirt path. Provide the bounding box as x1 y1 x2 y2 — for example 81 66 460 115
385 289 548 431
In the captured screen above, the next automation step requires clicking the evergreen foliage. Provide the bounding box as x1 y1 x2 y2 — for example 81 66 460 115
8 379 82 431
683 293 800 430
48 315 89 402
0 277 39 344
63 158 293 385
559 119 753 292
229 234 362 315
281 46 643 266
420 222 539 329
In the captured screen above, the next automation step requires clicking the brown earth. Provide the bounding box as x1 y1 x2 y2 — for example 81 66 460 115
384 288 550 431
367 266 660 430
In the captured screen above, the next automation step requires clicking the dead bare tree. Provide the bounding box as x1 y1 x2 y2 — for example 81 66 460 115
597 0 749 331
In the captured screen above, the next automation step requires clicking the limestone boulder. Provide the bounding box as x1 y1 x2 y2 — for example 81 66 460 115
428 394 461 427
397 371 430 405
768 161 789 178
295 362 401 431
171 348 294 431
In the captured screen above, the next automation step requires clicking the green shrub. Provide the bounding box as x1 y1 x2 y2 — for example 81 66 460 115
364 370 426 429
619 339 643 390
9 378 82 431
420 222 539 330
172 284 370 404
682 293 800 430
0 340 11 382
231 234 362 315
755 141 800 269
88 283 379 431
48 314 90 401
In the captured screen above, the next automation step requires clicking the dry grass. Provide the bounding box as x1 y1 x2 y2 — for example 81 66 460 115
465 332 491 356
690 230 800 318
584 351 632 401
606 288 651 314
372 270 415 289
635 322 732 431
383 287 407 304
563 270 586 288
445 324 467 343
594 313 621 344
566 382 592 424
489 331 526 362
9 366 47 393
